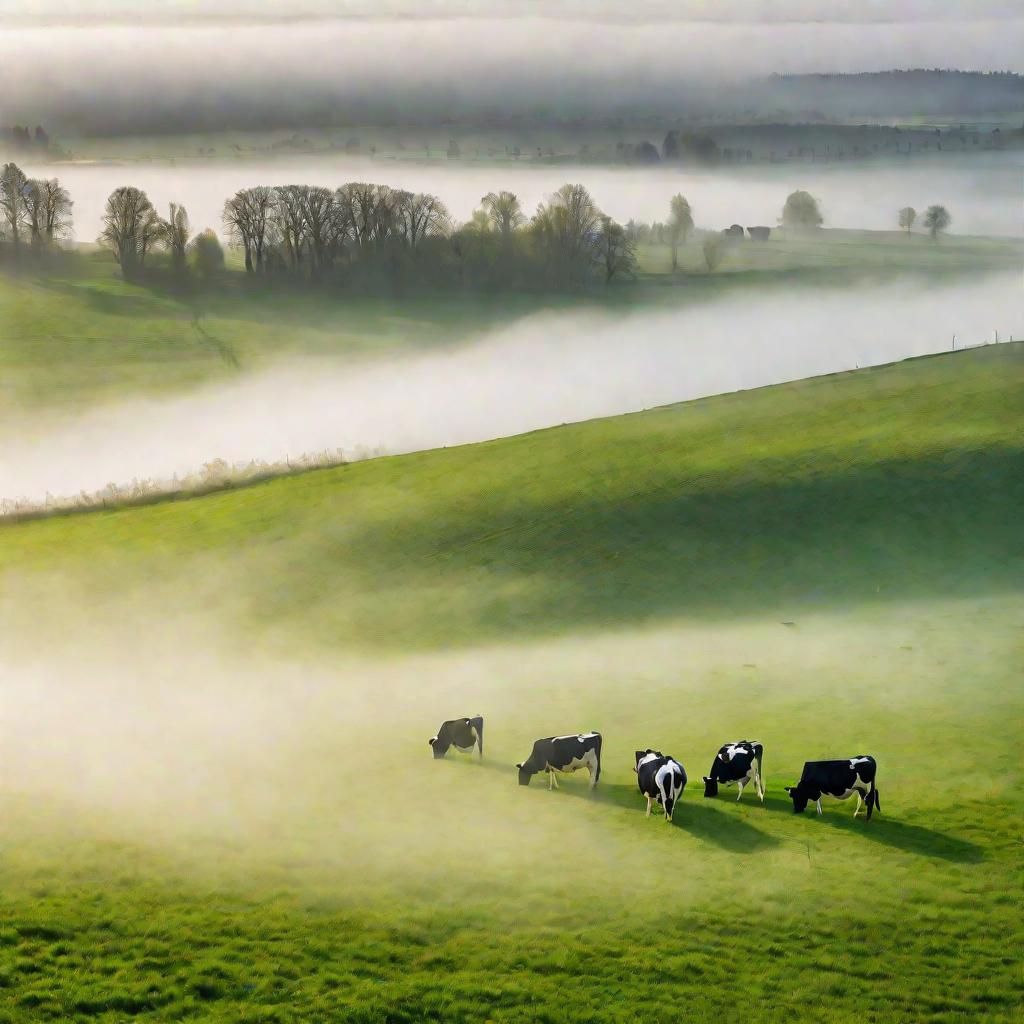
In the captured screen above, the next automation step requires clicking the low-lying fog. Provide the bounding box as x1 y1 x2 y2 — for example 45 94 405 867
3 273 1020 505
17 151 1023 241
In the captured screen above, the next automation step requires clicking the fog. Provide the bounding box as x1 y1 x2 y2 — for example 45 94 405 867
2 13 1022 133
16 151 1023 243
3 273 1019 506
0 588 966 901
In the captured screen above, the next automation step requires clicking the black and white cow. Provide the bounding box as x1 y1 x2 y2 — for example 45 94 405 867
634 750 687 822
516 732 602 789
785 756 879 819
703 741 764 802
428 716 484 760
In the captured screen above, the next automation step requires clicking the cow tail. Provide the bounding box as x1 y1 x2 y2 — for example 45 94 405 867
755 745 765 790
474 716 484 759
593 733 602 784
870 781 880 818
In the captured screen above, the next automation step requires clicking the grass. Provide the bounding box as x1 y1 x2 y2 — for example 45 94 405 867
1 229 1019 412
0 343 1022 1021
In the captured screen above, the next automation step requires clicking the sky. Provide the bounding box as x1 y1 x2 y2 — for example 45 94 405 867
1 4 1021 135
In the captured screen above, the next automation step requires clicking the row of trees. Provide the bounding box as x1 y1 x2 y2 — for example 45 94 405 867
0 162 73 256
898 205 951 238
98 186 225 279
216 181 637 289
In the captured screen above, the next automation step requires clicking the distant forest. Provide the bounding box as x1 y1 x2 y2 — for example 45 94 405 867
769 71 1024 118
6 71 1022 139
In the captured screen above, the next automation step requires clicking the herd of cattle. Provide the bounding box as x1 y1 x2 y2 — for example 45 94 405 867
429 717 881 822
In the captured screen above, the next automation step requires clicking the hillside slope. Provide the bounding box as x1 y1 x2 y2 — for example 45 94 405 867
1 344 1022 1023
4 342 1022 652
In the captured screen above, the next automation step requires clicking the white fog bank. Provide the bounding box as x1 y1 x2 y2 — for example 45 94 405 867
17 151 1024 242
3 273 1020 505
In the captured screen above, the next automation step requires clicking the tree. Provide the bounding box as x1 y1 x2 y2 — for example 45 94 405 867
189 229 225 280
532 183 602 287
667 194 693 271
596 217 636 283
223 186 274 273
702 234 726 272
923 205 951 240
898 206 917 234
0 162 29 254
781 190 824 228
271 185 308 272
398 192 450 250
480 191 524 241
160 202 190 274
297 185 339 276
99 186 157 276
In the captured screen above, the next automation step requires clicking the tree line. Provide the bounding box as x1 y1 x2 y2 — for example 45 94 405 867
94 180 641 291
0 162 955 292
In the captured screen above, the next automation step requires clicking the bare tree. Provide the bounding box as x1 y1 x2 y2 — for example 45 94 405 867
898 206 917 235
596 216 637 283
398 192 450 249
160 202 190 274
667 194 693 270
0 162 29 254
223 186 273 273
480 190 524 241
271 185 308 272
99 186 157 276
138 205 164 266
532 183 602 286
297 185 338 275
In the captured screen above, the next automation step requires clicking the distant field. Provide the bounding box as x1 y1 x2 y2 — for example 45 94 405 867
1 229 1019 412
1 344 1021 1021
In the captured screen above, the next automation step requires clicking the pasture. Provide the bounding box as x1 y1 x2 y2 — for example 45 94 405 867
1 342 1021 1021
1 229 1019 413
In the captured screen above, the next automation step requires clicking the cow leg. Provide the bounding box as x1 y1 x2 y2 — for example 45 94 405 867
853 791 863 818
646 796 652 818
757 771 765 803
736 780 745 802
816 799 823 816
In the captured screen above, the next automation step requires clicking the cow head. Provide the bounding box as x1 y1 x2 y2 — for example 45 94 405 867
428 736 446 759
784 785 809 814
515 762 534 786
702 776 719 798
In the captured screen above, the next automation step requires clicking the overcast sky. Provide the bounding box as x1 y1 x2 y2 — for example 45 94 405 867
1 3 1019 134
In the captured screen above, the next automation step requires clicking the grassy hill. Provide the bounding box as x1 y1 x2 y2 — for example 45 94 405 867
1 344 1021 1022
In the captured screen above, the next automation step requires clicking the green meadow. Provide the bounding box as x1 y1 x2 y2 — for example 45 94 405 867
1 342 1021 1022
2 228 1018 411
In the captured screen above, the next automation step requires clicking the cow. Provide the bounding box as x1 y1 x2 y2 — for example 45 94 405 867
634 749 686 821
428 716 484 760
747 225 771 240
516 732 602 789
723 223 745 240
785 756 880 819
703 740 765 803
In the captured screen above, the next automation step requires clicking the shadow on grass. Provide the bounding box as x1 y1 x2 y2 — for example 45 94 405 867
529 777 778 853
757 793 983 863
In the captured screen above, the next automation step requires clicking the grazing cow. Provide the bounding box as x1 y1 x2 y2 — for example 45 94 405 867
747 225 771 240
723 223 745 239
516 732 602 789
785 756 880 819
703 740 765 802
634 750 687 821
428 716 484 760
